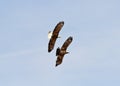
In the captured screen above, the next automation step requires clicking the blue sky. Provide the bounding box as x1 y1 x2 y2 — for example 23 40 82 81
0 0 120 86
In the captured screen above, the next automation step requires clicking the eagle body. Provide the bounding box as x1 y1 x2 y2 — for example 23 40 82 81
48 21 64 52
55 36 73 67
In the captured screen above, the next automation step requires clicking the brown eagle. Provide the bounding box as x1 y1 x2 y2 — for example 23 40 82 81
48 21 64 52
55 36 73 67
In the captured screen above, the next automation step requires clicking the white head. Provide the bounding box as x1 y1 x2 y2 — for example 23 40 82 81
48 31 52 39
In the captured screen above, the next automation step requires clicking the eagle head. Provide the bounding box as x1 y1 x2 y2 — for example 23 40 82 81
48 31 52 39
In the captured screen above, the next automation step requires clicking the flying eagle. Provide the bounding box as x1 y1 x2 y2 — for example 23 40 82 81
55 36 73 67
48 21 64 52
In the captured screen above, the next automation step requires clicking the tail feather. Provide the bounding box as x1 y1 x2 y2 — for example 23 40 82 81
65 52 69 54
58 36 61 38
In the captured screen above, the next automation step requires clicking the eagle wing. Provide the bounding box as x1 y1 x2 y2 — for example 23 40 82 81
48 21 64 52
56 54 65 66
55 36 73 66
61 36 73 51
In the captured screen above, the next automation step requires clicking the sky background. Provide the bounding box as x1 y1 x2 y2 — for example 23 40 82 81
0 0 120 86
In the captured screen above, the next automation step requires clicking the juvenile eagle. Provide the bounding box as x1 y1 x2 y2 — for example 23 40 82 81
48 21 64 52
55 36 73 67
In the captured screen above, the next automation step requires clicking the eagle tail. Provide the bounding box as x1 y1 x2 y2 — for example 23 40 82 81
65 52 69 54
57 36 61 38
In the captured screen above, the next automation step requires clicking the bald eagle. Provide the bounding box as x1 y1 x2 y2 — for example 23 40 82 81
55 36 73 67
48 21 64 52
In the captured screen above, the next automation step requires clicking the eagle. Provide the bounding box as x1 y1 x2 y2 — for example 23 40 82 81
55 36 73 67
48 21 64 52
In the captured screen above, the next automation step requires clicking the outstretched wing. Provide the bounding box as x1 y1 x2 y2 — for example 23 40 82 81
56 54 65 66
48 21 64 52
61 36 73 51
55 36 73 66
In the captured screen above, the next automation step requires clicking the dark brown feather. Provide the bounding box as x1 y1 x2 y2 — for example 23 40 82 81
61 36 73 51
55 36 73 66
48 21 64 52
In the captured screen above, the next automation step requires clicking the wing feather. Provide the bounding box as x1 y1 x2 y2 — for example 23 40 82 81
48 21 64 52
56 54 64 66
61 36 73 51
